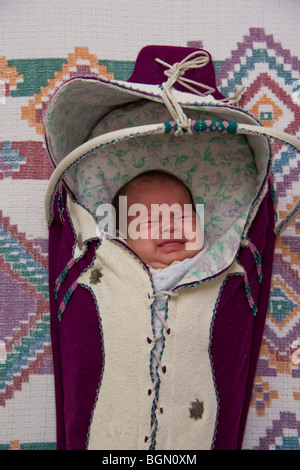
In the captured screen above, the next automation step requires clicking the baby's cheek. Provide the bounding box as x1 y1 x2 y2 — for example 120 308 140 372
139 225 150 239
182 219 195 240
149 222 160 239
173 220 184 237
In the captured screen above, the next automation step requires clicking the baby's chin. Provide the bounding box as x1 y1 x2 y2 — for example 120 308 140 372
148 246 202 270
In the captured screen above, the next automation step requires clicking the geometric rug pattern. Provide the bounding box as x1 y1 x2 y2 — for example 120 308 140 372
216 28 300 450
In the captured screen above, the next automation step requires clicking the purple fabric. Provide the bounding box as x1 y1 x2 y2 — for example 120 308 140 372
48 188 103 450
128 45 225 100
210 186 276 449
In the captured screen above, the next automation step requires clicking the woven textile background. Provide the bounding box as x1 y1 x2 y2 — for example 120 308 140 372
0 0 299 450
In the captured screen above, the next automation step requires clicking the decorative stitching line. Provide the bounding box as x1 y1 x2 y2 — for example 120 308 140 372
67 196 101 261
146 291 177 449
238 127 300 153
78 283 105 451
57 280 78 320
236 259 258 316
269 172 278 223
56 241 101 320
275 196 300 235
54 257 75 298
164 119 238 136
241 236 262 283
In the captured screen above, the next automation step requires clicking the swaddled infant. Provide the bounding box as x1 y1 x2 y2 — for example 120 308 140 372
112 170 204 269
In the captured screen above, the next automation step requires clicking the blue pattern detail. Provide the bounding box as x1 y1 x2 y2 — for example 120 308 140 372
272 147 298 175
220 49 298 96
275 436 300 450
0 315 51 389
268 287 297 322
0 225 49 297
0 141 26 175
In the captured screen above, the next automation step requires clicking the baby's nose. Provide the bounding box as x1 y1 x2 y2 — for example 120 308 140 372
161 217 181 237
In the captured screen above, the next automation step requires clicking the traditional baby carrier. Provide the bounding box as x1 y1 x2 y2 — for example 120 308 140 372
44 45 300 450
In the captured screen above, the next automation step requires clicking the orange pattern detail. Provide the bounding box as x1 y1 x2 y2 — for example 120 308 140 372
21 47 114 135
250 93 283 127
250 377 279 417
10 440 21 450
0 56 23 94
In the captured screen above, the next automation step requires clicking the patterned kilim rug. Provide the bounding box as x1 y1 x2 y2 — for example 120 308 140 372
0 0 299 450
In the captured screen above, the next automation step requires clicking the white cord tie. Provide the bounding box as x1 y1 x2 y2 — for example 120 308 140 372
145 290 177 444
155 51 245 131
147 291 176 341
155 50 215 96
155 51 214 130
222 84 246 106
151 290 178 298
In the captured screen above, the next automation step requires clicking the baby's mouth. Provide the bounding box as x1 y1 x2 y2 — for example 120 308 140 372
158 239 185 252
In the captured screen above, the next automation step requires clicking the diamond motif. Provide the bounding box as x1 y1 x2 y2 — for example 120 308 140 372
250 93 283 127
269 287 297 323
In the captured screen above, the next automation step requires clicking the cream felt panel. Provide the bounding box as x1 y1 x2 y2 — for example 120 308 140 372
79 239 155 450
66 196 99 259
155 261 244 450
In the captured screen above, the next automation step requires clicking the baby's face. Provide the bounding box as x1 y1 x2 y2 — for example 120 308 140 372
120 180 203 269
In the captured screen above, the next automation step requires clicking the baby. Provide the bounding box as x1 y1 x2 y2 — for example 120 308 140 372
112 170 204 269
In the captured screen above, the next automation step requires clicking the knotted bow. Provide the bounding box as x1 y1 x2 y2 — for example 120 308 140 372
155 50 215 96
155 50 244 134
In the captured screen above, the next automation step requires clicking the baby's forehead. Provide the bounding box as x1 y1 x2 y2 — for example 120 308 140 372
128 175 188 194
125 176 194 208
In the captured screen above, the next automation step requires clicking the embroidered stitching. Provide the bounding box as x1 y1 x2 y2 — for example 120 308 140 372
189 399 204 420
145 290 177 448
